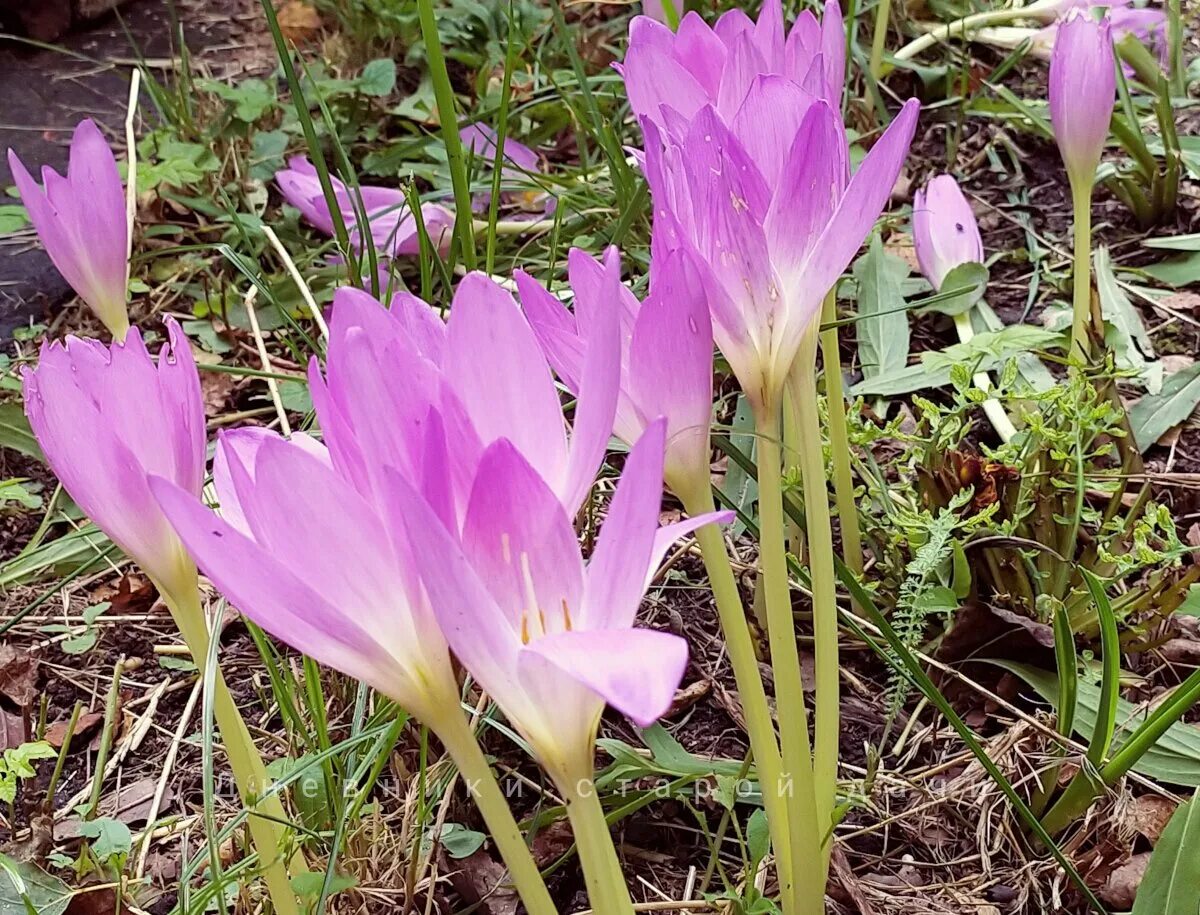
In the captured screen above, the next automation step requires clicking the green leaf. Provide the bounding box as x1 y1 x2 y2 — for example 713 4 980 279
1130 361 1200 451
439 823 487 859
1144 232 1200 252
851 326 1062 397
290 871 357 897
1094 247 1158 389
746 808 771 866
0 205 29 235
0 404 43 462
0 854 71 915
1143 252 1200 288
916 262 989 317
994 661 1200 785
1133 797 1200 914
60 631 97 655
359 59 397 97
851 234 910 380
79 818 131 862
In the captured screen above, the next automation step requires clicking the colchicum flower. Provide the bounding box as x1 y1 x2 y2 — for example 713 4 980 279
1049 11 1116 186
312 273 621 518
8 120 130 339
518 246 715 501
393 418 729 786
912 174 984 290
23 319 203 595
276 156 455 256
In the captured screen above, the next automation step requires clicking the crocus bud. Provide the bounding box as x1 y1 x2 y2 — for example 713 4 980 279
1049 11 1116 186
912 175 984 291
8 120 130 339
22 318 205 596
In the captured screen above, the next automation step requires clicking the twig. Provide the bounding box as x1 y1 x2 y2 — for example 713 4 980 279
243 287 292 436
261 225 330 341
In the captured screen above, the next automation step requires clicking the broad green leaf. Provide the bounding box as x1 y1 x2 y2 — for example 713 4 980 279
1144 252 1200 288
851 235 910 380
995 661 1200 786
79 818 131 862
0 404 43 462
1133 797 1200 915
439 823 487 859
0 854 71 915
290 871 357 897
1144 232 1200 252
915 262 988 317
0 205 29 235
1130 361 1200 451
851 326 1062 397
746 808 771 866
359 59 397 97
1095 247 1159 390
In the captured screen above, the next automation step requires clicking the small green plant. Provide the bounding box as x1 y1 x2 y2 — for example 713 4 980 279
0 741 56 807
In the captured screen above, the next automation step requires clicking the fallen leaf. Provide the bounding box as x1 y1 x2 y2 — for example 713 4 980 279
58 778 170 841
666 679 710 716
1160 291 1200 313
1099 851 1150 908
276 0 322 42
0 708 25 750
530 820 574 868
1160 638 1200 665
44 711 104 748
201 371 237 418
0 644 39 708
1123 794 1177 845
64 883 133 915
441 848 519 915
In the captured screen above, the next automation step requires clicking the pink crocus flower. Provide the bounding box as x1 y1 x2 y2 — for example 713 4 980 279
459 123 549 215
22 319 204 595
624 0 919 410
275 156 455 256
912 175 984 290
640 96 919 410
517 246 715 502
393 417 731 785
8 120 130 339
1049 11 1116 186
622 0 847 124
311 274 620 518
151 428 462 721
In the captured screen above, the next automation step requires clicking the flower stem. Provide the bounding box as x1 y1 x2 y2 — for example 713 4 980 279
869 0 892 79
787 329 840 863
952 310 1018 442
434 710 558 915
161 580 303 915
679 483 794 912
1069 180 1094 367
561 774 636 915
819 291 863 578
753 398 827 915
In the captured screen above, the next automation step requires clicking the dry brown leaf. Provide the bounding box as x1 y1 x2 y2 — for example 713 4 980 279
1123 794 1177 845
1160 291 1200 313
1099 852 1151 909
275 0 322 43
201 370 237 417
442 848 519 915
0 707 25 751
530 820 573 868
44 710 104 748
0 644 39 709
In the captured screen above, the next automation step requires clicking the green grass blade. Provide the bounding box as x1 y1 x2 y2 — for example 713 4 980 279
1081 570 1120 768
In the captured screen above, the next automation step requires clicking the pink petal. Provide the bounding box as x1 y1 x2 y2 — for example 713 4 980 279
731 75 818 186
523 628 689 728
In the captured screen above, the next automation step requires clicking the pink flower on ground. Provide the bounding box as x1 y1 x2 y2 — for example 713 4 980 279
8 120 130 338
912 175 984 291
22 319 203 593
275 156 455 256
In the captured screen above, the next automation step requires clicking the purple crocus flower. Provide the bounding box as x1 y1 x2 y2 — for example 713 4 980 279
1049 11 1116 185
459 123 550 215
275 156 455 256
393 417 731 785
912 175 984 290
310 274 620 519
517 246 716 501
8 120 130 339
641 96 919 410
22 319 204 594
622 0 847 124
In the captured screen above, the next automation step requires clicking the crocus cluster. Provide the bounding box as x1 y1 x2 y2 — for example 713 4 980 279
624 0 919 410
9 120 131 339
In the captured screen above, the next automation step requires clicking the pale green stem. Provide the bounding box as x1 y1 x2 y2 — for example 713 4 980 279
434 710 558 915
893 0 1059 62
560 770 636 915
819 291 864 578
869 0 892 79
787 329 840 864
781 387 806 560
678 483 794 912
752 398 828 915
952 310 1018 442
1070 180 1094 367
160 578 304 915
